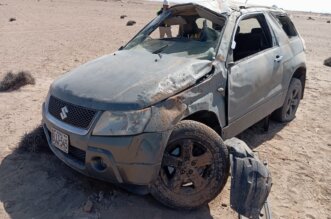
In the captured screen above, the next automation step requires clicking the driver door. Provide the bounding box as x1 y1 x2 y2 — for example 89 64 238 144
228 13 283 124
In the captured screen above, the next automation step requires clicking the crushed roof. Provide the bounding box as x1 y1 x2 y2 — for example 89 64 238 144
170 0 285 14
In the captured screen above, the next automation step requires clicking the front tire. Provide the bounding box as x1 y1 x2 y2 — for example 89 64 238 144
273 78 302 122
151 120 229 210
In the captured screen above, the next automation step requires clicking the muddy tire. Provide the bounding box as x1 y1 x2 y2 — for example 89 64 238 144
151 120 229 210
273 78 302 123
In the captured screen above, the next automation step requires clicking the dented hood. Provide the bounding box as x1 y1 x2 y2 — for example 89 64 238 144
50 50 212 111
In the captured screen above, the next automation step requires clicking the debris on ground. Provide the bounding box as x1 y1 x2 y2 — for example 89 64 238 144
324 57 331 67
0 71 35 92
307 16 315 20
120 15 127 19
327 20 331 23
9 17 16 22
16 125 50 153
126 20 136 26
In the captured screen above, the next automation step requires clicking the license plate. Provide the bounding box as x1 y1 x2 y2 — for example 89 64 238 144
51 128 69 153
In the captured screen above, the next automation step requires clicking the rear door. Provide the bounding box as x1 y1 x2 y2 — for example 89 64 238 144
227 13 283 123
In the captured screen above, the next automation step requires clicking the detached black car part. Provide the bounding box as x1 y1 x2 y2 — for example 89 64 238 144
226 138 272 219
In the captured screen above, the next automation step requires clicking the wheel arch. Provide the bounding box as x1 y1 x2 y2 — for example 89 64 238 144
291 66 306 99
182 110 222 136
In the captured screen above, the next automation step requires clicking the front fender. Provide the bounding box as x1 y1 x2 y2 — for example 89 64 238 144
145 69 227 133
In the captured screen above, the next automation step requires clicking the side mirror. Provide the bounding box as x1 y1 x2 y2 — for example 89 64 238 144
231 41 237 50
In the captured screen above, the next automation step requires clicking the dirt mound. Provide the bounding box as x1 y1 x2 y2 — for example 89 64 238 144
16 125 51 154
126 20 136 26
0 71 35 92
324 57 331 67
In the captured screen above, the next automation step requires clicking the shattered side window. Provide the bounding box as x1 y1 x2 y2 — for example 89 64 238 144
123 6 226 61
271 13 298 38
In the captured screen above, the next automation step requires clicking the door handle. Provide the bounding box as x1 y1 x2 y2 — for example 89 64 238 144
274 55 283 62
218 87 225 96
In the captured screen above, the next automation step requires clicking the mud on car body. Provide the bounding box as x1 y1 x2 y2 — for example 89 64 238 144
42 1 306 210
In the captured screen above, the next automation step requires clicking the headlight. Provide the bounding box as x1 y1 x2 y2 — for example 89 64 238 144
92 108 151 136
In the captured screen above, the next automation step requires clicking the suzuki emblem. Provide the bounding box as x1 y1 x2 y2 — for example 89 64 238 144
60 106 69 120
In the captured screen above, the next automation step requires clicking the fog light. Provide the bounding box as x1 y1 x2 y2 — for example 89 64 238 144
91 157 107 172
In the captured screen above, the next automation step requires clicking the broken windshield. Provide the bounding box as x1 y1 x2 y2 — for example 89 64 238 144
124 4 227 61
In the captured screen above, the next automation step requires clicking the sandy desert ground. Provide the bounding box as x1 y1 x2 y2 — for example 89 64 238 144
0 0 330 218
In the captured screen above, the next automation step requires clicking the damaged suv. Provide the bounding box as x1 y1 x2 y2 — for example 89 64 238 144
42 2 306 209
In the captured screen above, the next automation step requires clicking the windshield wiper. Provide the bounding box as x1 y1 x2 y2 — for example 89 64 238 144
152 44 168 54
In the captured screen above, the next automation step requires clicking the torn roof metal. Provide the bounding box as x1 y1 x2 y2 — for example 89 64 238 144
169 0 285 14
169 0 231 14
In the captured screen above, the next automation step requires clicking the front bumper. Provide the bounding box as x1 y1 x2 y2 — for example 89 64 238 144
42 103 171 186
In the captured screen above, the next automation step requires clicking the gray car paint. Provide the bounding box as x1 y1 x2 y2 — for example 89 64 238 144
43 2 306 193
146 7 306 137
50 50 212 111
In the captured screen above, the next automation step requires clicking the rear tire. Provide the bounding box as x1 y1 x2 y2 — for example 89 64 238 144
151 120 229 210
273 78 302 122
